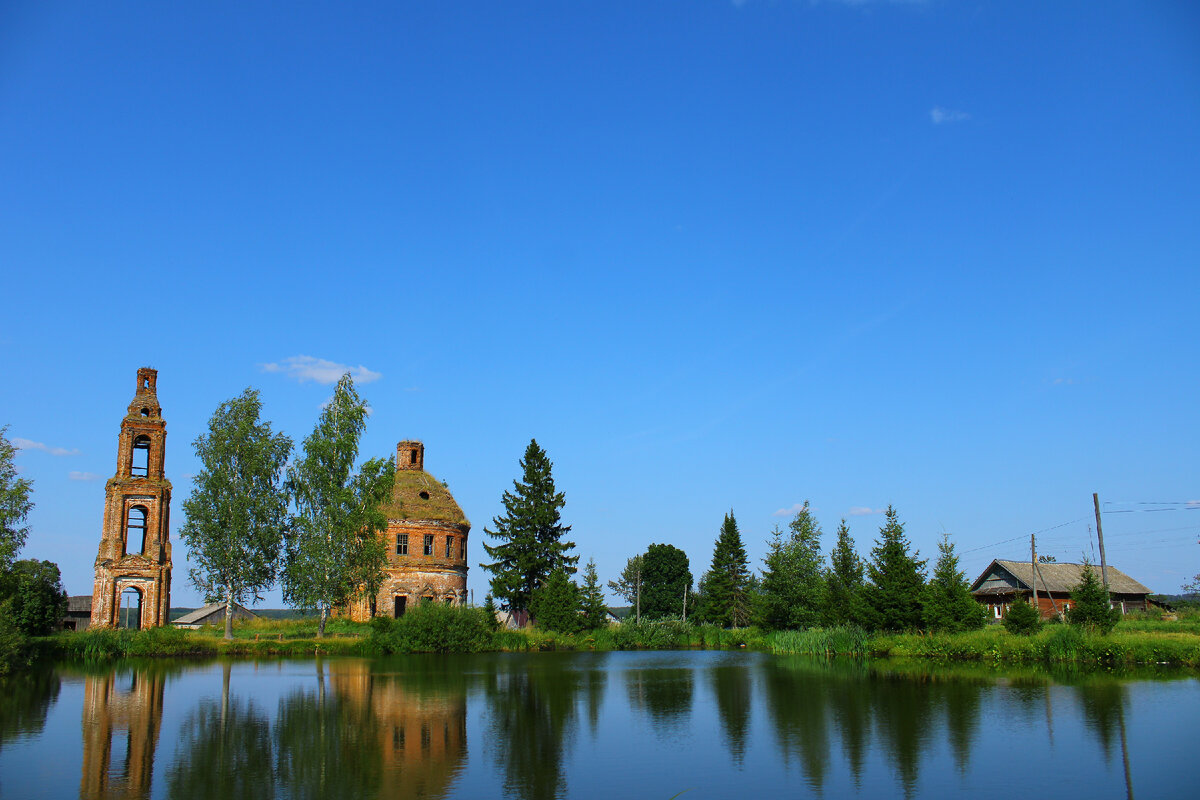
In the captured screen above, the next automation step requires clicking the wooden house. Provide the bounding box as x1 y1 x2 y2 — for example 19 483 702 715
970 559 1151 620
171 601 259 629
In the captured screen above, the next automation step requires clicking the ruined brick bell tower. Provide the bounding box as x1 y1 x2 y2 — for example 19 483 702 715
90 368 172 629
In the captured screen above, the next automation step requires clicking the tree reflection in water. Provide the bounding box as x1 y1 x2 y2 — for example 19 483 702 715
0 668 60 753
709 662 752 765
624 666 693 738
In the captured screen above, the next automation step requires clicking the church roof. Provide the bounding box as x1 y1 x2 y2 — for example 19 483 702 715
380 468 469 527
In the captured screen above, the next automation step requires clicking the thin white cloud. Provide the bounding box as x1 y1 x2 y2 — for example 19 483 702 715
13 437 79 457
69 471 103 481
261 355 381 386
849 506 885 516
930 106 971 125
773 503 809 518
1052 378 1077 386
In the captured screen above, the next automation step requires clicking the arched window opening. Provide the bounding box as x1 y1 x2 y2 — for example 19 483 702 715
125 506 148 556
410 449 418 465
118 586 143 630
140 407 150 417
131 436 151 477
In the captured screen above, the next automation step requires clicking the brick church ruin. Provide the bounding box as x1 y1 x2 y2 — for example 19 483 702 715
90 368 173 629
347 440 470 621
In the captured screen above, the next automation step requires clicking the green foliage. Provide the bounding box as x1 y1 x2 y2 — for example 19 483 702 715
578 559 609 630
825 518 869 627
696 511 752 628
482 439 578 613
607 554 644 620
2 559 67 636
530 567 582 633
368 603 492 653
1068 561 1121 635
863 505 927 631
640 544 692 620
0 427 33 573
765 626 870 657
922 536 987 633
482 594 501 631
1002 596 1043 635
760 503 826 630
179 388 292 639
282 374 394 636
0 600 29 674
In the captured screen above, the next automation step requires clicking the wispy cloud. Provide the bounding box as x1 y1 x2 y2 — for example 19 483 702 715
848 506 885 516
13 437 79 457
261 355 381 385
772 503 811 518
69 471 103 481
1052 377 1077 386
930 106 971 125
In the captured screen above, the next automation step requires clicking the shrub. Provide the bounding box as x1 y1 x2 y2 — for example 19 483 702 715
0 600 29 674
2 560 68 636
370 603 491 654
1068 562 1121 635
1002 598 1042 636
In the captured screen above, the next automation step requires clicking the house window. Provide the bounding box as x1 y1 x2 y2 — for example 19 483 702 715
445 536 453 558
396 533 408 555
423 534 434 556
993 604 1001 619
125 506 148 556
131 436 151 477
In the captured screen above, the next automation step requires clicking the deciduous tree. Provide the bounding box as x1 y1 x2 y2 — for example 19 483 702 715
2 559 67 637
0 427 33 573
281 374 393 638
640 544 692 620
180 389 292 640
607 554 644 622
863 505 926 631
481 439 577 615
760 503 826 630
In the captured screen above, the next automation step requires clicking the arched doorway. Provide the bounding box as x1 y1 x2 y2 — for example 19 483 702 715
118 586 143 630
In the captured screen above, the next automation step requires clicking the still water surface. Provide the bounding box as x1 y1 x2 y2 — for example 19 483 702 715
0 651 1195 799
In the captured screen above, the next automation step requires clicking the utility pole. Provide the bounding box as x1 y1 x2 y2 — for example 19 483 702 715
682 584 688 623
1031 534 1039 613
1093 492 1111 593
635 568 641 625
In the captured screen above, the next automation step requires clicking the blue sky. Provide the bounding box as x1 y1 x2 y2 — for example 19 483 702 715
2 1 1197 608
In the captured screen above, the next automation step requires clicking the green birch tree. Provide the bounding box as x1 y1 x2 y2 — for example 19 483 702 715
697 511 752 628
282 374 394 638
0 427 33 573
607 554 644 622
481 439 577 615
180 389 292 640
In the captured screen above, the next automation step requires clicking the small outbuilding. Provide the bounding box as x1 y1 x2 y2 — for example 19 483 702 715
63 595 93 631
172 602 259 629
971 559 1152 620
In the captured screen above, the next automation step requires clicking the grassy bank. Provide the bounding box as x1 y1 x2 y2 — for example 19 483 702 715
38 608 1200 668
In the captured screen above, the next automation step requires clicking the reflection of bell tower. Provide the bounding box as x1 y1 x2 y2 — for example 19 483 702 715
80 668 165 800
90 367 173 629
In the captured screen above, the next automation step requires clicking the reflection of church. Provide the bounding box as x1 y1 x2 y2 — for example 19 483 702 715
80 669 164 799
329 661 468 799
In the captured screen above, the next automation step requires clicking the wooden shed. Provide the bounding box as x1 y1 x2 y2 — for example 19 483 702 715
970 559 1151 620
62 595 93 631
171 601 259 629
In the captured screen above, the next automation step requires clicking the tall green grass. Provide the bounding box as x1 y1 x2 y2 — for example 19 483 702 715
766 626 869 657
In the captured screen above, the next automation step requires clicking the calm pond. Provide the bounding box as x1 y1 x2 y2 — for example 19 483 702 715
0 651 1195 799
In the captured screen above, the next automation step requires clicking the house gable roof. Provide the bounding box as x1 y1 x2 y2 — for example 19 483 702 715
970 559 1151 595
172 601 258 625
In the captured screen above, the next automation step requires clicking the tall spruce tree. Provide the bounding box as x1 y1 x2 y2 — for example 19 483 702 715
578 559 609 630
281 374 394 637
698 511 752 628
863 505 927 631
1068 560 1121 634
481 439 577 614
180 388 292 639
640 544 692 620
825 518 868 627
760 503 826 630
921 535 987 632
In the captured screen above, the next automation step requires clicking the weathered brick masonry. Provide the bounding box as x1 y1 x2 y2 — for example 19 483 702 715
347 440 469 621
89 368 173 629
